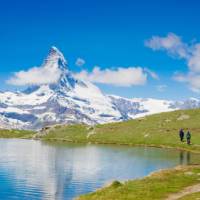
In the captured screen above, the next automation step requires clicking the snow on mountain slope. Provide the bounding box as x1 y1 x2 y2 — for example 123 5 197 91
0 47 121 130
108 95 175 119
130 98 175 118
0 47 200 130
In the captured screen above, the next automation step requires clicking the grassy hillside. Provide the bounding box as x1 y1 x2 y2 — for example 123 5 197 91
40 109 200 152
77 166 200 200
0 129 35 138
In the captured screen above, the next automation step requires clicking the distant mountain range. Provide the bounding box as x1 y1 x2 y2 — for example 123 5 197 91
0 47 200 130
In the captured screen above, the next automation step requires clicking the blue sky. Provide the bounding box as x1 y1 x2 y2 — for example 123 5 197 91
0 0 200 100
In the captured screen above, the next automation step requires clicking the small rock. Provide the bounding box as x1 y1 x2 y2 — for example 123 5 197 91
184 171 194 176
177 114 190 121
165 119 171 123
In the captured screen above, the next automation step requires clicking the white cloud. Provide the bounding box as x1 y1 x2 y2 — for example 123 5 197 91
74 66 148 87
7 65 62 86
75 58 85 67
188 44 200 73
173 72 200 93
146 33 200 93
145 33 189 59
156 84 167 92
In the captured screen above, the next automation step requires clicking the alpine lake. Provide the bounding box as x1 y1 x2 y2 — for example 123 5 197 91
0 139 196 200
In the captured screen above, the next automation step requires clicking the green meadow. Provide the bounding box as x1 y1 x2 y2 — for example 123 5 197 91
40 109 200 153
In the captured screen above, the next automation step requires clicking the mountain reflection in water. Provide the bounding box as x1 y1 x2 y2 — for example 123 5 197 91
0 139 195 200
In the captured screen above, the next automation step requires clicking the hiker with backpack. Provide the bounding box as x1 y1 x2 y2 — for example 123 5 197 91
186 130 191 145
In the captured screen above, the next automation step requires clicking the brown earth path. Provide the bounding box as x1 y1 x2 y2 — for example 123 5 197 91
165 183 200 200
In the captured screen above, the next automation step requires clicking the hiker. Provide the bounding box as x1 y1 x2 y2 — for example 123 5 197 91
179 129 184 142
186 130 191 145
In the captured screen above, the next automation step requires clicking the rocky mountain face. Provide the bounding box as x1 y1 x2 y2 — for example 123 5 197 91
0 47 199 130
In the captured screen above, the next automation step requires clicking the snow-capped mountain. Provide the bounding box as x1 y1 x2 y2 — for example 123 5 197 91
0 47 200 130
0 47 122 130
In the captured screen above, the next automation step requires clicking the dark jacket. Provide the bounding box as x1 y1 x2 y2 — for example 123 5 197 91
179 129 184 137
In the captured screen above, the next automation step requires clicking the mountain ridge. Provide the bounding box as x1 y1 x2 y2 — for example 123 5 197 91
0 47 200 130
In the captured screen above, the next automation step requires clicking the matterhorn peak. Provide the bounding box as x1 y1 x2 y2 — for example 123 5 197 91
49 46 65 58
23 47 74 94
43 46 68 71
42 46 80 91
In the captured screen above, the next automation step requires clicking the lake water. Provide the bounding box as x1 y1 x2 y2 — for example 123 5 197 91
0 139 193 200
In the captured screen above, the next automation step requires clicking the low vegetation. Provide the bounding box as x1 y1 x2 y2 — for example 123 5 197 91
40 109 200 153
77 166 200 200
39 124 89 142
0 129 35 138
